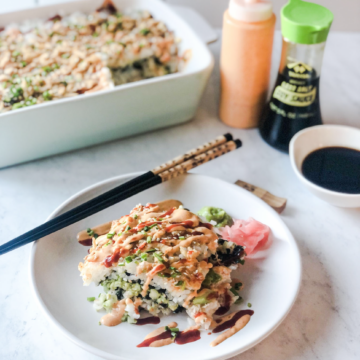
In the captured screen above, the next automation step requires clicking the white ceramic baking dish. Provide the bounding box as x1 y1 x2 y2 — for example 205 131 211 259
0 0 214 168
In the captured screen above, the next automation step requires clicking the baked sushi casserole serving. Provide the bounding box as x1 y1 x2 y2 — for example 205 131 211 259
78 200 271 347
0 0 182 113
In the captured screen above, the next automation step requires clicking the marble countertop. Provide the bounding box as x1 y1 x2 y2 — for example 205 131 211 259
1 26 360 359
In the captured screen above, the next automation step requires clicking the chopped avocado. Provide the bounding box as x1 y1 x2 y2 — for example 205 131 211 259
202 269 222 288
197 207 233 228
149 289 160 300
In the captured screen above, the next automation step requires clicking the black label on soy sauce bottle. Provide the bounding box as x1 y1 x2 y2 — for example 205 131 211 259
260 62 322 153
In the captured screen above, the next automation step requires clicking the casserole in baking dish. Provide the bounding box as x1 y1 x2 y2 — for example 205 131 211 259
0 0 214 168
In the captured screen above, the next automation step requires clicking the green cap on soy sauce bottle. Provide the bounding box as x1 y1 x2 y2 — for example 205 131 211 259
281 0 333 44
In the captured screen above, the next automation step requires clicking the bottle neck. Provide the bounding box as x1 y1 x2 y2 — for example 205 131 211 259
228 0 273 22
279 38 326 78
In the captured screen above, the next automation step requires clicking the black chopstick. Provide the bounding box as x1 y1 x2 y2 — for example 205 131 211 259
0 174 161 254
0 135 240 255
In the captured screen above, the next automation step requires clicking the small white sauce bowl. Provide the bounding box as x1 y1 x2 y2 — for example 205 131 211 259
289 125 360 208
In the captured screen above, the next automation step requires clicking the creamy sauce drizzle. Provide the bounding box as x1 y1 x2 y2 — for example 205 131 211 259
137 322 178 348
100 299 126 327
77 200 183 244
210 310 254 347
77 221 112 245
79 199 219 295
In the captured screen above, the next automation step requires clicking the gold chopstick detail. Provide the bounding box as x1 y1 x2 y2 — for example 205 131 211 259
158 140 240 182
152 133 233 175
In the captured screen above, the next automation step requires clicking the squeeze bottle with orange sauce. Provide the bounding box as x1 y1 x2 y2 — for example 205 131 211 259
219 0 276 128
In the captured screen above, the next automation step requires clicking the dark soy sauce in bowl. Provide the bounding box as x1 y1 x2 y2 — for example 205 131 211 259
302 147 360 194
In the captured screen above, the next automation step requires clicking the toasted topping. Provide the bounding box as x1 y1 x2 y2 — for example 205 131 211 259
79 200 219 292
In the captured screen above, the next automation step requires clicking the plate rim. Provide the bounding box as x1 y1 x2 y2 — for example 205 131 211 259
29 172 302 360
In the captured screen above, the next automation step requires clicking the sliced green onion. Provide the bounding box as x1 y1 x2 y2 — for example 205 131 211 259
87 297 95 302
154 252 164 263
42 90 52 101
230 288 239 296
146 248 156 253
247 302 252 308
125 226 131 232
107 232 115 239
133 214 138 219
125 256 133 263
147 236 152 243
104 241 112 247
118 262 125 266
179 236 185 240
143 226 149 232
203 269 222 287
140 253 148 261
192 292 213 305
234 282 242 291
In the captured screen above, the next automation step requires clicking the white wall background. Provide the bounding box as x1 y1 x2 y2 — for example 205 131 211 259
165 0 360 32
1 0 360 32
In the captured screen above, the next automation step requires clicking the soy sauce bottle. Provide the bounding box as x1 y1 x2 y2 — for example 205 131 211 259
260 0 333 153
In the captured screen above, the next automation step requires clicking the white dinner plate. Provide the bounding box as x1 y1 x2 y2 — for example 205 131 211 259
30 173 301 360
